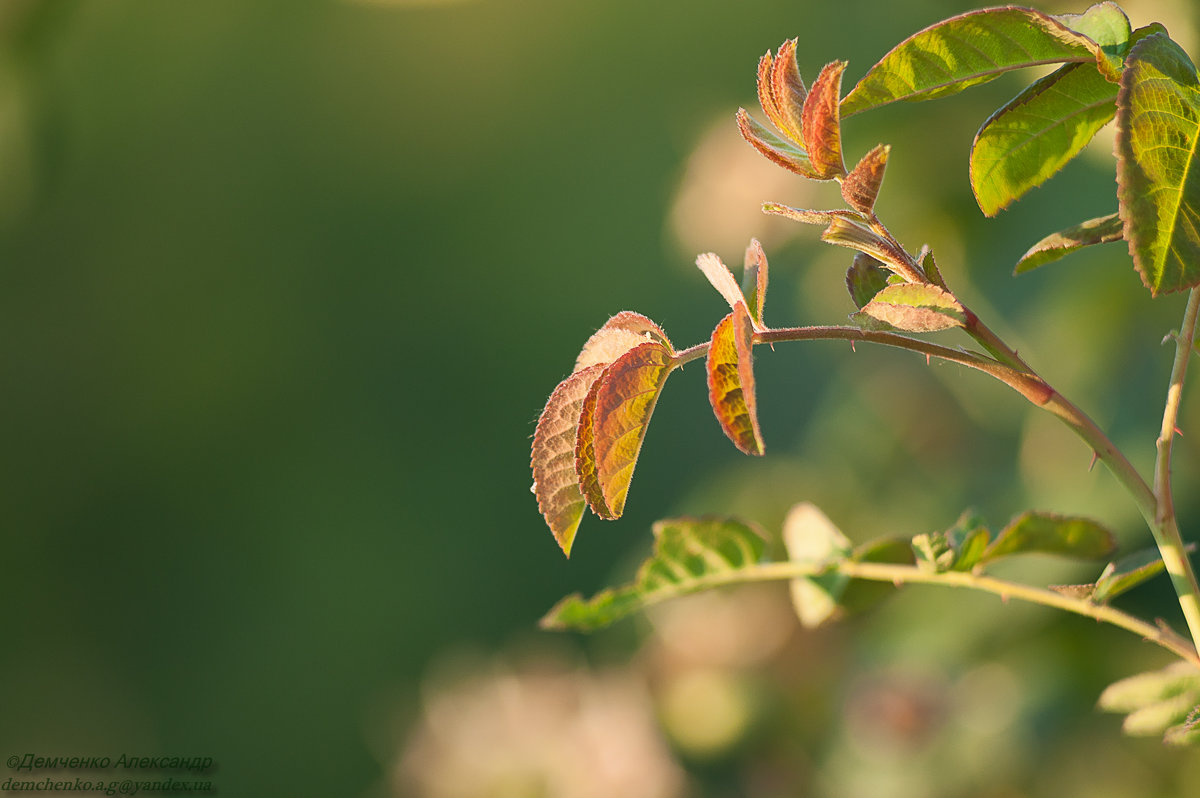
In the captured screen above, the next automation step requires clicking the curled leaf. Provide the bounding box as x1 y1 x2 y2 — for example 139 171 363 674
706 304 764 456
531 364 608 556
541 516 767 631
1014 213 1124 274
592 342 677 518
757 39 807 146
850 282 966 333
742 239 769 330
737 108 820 179
801 61 848 179
842 144 890 214
696 252 747 316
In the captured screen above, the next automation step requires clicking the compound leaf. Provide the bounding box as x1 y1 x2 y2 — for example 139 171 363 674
540 516 767 631
706 304 764 456
1116 33 1200 295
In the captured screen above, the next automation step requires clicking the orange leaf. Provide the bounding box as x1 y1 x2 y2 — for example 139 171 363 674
801 61 848 179
592 342 676 517
841 144 890 214
531 364 607 556
706 304 764 456
575 311 672 373
756 39 807 146
574 374 613 520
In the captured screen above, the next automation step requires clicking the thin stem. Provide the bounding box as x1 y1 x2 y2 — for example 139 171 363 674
741 560 1200 666
1152 289 1200 647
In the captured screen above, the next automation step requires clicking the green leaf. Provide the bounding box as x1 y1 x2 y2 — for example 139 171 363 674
982 511 1116 562
706 304 765 456
1116 34 1200 295
531 364 608 556
783 502 853 628
1014 213 1124 274
850 282 967 333
1164 707 1200 746
913 510 991 573
971 63 1119 216
1099 661 1200 712
841 7 1102 117
1053 1 1131 79
845 253 892 309
540 517 767 631
737 108 820 179
1092 545 1171 603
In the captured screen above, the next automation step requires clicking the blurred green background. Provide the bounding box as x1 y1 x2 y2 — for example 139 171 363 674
3 0 1200 796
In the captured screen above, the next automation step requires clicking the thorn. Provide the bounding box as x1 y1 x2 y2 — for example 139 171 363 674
1000 593 1010 604
926 353 931 366
849 340 856 353
1163 331 1178 346
1176 426 1185 438
1089 450 1099 471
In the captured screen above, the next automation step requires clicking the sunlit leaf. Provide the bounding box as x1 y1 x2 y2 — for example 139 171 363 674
802 61 848 179
575 311 673 373
841 7 1101 117
1092 545 1172 602
737 109 820 179
842 144 890 214
696 252 747 316
845 253 892 309
1116 33 1200 295
742 239 769 330
783 502 853 628
592 342 676 518
850 282 966 332
821 217 921 280
575 375 613 520
757 39 807 146
1053 1 1132 80
706 304 764 456
540 516 767 631
531 364 607 556
761 204 864 226
982 511 1116 562
972 63 1118 216
1014 213 1124 274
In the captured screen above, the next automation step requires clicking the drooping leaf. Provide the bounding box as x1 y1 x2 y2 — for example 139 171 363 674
742 239 769 330
1116 33 1200 296
696 252 748 317
757 39 807 146
737 108 820 179
802 61 848 179
845 253 892 309
575 375 613 520
761 204 865 226
851 282 967 333
982 511 1116 562
531 364 608 556
540 516 767 631
575 312 673 372
1092 545 1178 603
783 502 853 628
841 7 1103 117
842 144 890 214
971 63 1119 216
1014 213 1124 274
706 304 764 456
1053 1 1132 79
591 341 677 518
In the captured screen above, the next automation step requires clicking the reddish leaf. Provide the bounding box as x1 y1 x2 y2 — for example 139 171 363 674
801 61 848 179
842 144 890 214
575 311 672 372
574 375 613 520
531 364 607 556
736 109 820 179
742 239 769 330
592 342 677 518
706 304 764 456
757 39 807 146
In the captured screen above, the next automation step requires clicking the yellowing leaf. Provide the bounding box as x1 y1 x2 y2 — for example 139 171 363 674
850 282 966 332
842 144 890 214
706 305 764 456
742 239 769 330
802 61 848 179
592 342 676 518
531 364 608 556
575 311 673 372
575 375 613 520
